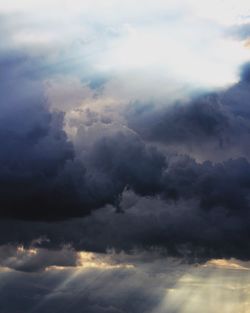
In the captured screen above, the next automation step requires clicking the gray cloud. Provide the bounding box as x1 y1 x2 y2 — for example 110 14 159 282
2 6 250 313
126 67 250 162
0 250 247 313
1 24 250 263
0 245 77 272
1 51 250 261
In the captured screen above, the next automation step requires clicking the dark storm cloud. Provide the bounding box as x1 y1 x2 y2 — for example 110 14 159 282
0 50 167 220
87 132 166 196
239 62 250 83
0 52 87 220
219 64 250 119
2 34 250 260
0 46 165 221
2 155 250 261
127 66 250 161
0 154 250 260
127 94 230 146
0 49 124 220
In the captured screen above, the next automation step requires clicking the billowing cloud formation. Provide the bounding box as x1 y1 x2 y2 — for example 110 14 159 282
0 53 85 220
2 2 250 313
0 53 165 219
127 64 250 162
1 0 250 270
2 50 250 262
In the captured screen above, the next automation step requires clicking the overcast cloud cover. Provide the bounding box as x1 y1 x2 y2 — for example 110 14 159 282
1 0 250 312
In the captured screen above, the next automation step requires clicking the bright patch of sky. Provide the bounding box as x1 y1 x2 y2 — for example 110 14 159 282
1 0 250 94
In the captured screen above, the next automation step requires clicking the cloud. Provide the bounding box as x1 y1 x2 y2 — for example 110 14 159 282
2 50 250 261
0 52 87 220
86 132 166 196
0 253 186 313
1 181 250 261
0 249 249 313
229 23 250 40
127 94 229 147
1 2 250 265
2 3 250 313
0 50 164 220
126 70 250 162
239 62 250 83
0 245 77 272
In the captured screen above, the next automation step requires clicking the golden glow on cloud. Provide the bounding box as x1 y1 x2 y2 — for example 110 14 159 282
42 254 250 313
17 245 38 256
45 251 135 271
204 259 250 271
155 260 250 313
2 248 250 313
45 265 67 271
77 251 135 270
244 39 250 49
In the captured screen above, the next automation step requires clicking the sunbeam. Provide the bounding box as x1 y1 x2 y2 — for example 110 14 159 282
155 259 250 313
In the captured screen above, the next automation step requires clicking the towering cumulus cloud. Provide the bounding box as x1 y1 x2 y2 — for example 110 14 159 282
0 52 166 219
1 51 250 261
0 53 81 219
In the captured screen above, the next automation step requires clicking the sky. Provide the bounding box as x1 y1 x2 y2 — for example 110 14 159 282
1 0 250 312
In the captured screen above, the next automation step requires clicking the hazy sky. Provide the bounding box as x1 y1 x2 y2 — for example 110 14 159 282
1 1 250 312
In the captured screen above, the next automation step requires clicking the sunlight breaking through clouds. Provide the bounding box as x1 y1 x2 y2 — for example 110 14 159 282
1 0 250 91
2 252 250 313
1 0 250 312
155 259 250 313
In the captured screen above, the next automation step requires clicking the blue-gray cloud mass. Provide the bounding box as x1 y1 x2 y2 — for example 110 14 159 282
1 3 250 312
1 49 250 262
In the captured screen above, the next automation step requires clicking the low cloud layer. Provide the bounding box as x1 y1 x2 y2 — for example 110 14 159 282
0 251 248 313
